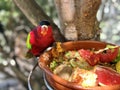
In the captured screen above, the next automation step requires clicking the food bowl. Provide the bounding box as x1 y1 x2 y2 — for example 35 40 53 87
38 41 120 90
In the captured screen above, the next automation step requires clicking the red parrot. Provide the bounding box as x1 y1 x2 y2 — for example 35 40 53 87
26 21 55 57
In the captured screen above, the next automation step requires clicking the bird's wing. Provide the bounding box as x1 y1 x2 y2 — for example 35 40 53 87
26 33 32 49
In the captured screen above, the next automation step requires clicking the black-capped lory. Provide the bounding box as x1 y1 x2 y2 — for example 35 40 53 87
26 21 55 57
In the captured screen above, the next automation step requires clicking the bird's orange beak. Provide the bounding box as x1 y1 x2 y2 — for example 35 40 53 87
41 25 48 36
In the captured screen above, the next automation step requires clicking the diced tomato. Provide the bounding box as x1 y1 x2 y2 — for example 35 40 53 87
79 48 119 66
79 49 99 66
99 48 119 62
95 66 120 85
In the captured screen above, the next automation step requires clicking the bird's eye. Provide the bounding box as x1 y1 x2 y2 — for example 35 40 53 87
41 25 48 36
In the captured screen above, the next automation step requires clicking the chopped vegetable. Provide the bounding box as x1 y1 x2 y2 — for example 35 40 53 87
49 44 120 87
99 47 119 63
116 60 120 73
50 60 58 70
113 48 120 63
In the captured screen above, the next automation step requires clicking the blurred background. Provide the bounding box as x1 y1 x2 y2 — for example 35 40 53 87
0 0 120 90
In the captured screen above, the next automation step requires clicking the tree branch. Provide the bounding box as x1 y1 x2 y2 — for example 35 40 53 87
13 0 51 26
13 0 66 42
54 0 101 40
75 0 101 40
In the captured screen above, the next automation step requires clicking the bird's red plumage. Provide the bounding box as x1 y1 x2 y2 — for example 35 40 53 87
29 26 55 56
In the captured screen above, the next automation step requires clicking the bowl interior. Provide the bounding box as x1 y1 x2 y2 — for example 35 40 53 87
38 41 120 90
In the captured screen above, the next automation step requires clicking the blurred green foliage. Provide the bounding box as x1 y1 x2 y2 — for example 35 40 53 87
0 0 18 26
35 0 57 19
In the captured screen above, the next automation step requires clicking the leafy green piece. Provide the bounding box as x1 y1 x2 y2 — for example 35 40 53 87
50 60 58 70
116 60 120 73
65 51 71 59
113 48 120 63
70 59 77 67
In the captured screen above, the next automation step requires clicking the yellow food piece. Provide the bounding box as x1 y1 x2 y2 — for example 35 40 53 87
69 68 97 87
56 42 64 53
116 60 120 74
51 42 64 57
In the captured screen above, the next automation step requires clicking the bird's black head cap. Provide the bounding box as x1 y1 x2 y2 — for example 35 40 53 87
39 20 50 26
